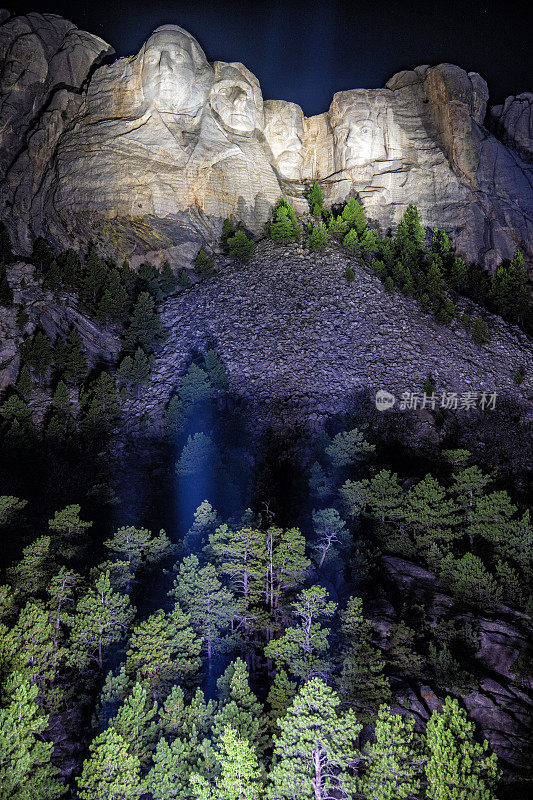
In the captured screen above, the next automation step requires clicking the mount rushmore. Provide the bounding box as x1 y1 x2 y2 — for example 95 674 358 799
0 11 531 269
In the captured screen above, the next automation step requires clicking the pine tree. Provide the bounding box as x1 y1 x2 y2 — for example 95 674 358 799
449 257 468 292
116 354 134 388
147 735 200 800
268 678 361 800
325 426 375 469
104 525 171 575
47 567 80 646
386 621 425 679
159 684 214 741
343 228 359 252
264 585 336 681
48 504 93 560
125 605 202 699
0 495 27 526
80 246 108 307
31 237 55 273
121 258 137 298
431 228 454 265
269 200 300 242
122 291 168 354
265 525 310 613
267 669 297 733
179 363 214 406
490 249 531 324
307 181 324 216
194 247 215 277
227 230 255 261
344 265 355 281
338 596 391 720
175 432 222 478
0 673 63 800
308 222 330 249
359 228 380 257
178 267 192 288
404 474 460 552
137 262 163 300
328 215 349 240
208 525 267 606
160 260 178 295
204 349 229 390
77 727 143 800
308 462 333 504
109 682 158 766
471 317 490 344
221 218 236 246
57 248 81 286
7 535 54 598
169 554 235 665
425 696 499 800
68 571 135 669
439 552 503 609
213 658 268 753
1 395 36 448
395 204 425 253
192 724 263 800
359 705 424 800
15 364 33 398
341 198 367 234
2 600 63 705
62 328 87 384
42 259 63 290
81 372 122 437
51 379 71 412
96 269 130 325
183 499 220 550
20 330 53 379
340 469 404 522
311 507 347 569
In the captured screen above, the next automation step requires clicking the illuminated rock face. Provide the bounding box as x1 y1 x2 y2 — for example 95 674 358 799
0 13 531 269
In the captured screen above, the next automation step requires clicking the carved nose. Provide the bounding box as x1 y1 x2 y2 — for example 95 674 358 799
230 87 246 107
159 50 174 71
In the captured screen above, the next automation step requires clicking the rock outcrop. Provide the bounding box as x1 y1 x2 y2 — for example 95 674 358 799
374 556 533 779
490 93 533 164
0 13 531 270
0 261 120 408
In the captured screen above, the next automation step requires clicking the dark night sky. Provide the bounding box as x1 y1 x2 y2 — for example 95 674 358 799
5 0 533 115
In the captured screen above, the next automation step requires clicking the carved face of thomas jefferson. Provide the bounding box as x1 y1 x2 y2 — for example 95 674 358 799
209 61 264 135
263 100 305 179
140 25 213 119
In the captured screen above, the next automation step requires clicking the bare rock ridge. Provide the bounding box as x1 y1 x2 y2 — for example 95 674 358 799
0 11 531 270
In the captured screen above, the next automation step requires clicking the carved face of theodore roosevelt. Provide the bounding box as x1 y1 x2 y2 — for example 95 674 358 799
140 25 213 118
329 90 392 170
209 61 264 135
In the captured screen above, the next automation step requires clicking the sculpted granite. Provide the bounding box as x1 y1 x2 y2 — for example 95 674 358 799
0 12 531 269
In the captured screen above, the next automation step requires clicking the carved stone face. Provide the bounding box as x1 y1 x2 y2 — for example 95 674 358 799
329 91 390 170
209 61 264 135
140 25 213 118
263 100 305 179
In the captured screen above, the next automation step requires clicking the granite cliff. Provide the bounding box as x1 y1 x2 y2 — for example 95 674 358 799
0 11 532 271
